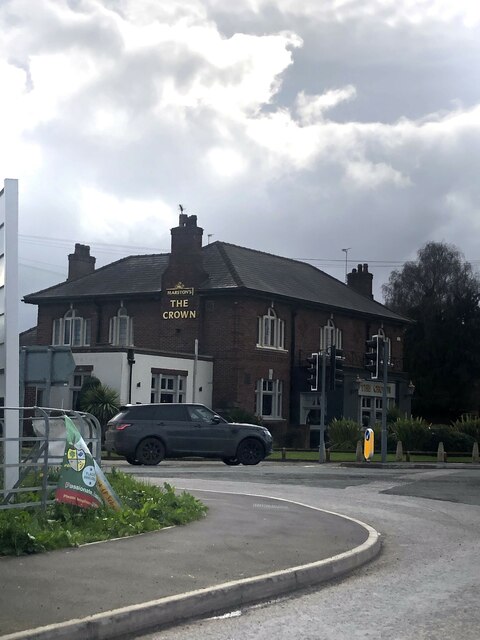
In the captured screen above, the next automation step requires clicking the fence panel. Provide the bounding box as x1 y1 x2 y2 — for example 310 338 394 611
0 406 101 510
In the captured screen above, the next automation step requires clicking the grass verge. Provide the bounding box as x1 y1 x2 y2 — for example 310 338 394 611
0 468 207 556
268 450 473 463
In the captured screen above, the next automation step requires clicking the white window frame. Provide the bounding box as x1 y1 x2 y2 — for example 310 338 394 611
52 309 91 347
109 306 134 346
255 378 283 420
256 307 285 350
151 373 186 403
319 318 342 352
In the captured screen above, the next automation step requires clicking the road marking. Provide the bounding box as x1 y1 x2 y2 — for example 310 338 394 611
253 503 289 510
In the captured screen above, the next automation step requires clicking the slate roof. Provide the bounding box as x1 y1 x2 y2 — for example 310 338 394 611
24 241 408 323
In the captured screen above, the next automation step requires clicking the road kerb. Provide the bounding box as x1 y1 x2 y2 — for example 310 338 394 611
1 497 381 640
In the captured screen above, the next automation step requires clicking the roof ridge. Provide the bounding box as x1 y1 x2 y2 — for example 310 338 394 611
209 242 244 287
207 241 409 322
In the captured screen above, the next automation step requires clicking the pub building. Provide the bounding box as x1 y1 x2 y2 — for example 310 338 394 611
22 213 412 447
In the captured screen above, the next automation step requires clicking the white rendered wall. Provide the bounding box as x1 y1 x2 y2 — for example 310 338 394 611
73 351 213 407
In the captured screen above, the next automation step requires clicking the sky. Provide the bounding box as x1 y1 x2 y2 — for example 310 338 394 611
1 0 480 330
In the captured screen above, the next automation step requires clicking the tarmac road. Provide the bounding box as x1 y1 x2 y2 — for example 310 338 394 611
132 462 480 640
0 481 376 639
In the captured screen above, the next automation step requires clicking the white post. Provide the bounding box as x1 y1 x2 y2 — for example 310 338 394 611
1 179 20 491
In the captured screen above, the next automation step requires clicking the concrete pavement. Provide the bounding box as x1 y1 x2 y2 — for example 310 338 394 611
1 489 380 640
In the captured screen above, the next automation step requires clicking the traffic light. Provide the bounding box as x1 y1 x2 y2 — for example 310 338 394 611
306 353 319 391
330 346 345 390
365 335 382 380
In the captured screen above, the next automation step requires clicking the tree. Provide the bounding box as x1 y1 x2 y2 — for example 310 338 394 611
383 242 480 421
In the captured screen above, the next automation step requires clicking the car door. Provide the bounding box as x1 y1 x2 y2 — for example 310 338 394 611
185 405 235 456
154 405 192 454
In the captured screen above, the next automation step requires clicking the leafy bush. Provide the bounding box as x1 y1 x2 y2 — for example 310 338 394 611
386 405 404 424
425 425 475 452
221 407 263 425
328 418 362 451
453 415 480 443
0 469 207 556
392 417 431 450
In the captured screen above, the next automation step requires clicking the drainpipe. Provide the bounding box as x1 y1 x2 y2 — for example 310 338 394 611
127 349 135 403
192 339 198 403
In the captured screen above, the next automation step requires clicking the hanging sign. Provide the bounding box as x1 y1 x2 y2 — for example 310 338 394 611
163 282 197 319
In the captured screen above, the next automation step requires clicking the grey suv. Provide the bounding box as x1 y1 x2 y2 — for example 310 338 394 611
105 403 273 466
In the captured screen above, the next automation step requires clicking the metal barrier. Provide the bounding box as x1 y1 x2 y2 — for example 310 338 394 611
0 406 102 510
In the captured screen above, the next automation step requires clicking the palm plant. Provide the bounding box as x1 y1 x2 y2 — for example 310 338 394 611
79 384 120 427
328 418 362 451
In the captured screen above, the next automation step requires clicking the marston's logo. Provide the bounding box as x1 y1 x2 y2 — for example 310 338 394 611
166 282 194 296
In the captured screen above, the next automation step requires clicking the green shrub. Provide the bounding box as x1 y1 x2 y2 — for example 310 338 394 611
221 407 262 425
0 470 207 556
392 417 431 450
328 418 362 451
386 405 403 424
453 415 480 443
425 425 475 452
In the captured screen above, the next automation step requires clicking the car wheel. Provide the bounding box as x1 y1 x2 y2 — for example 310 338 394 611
126 456 142 465
236 438 264 466
222 457 240 466
135 438 165 466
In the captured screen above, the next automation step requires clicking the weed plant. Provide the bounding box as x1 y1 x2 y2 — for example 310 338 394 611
0 468 207 556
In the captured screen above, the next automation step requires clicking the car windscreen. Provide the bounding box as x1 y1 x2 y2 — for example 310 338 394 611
186 405 225 423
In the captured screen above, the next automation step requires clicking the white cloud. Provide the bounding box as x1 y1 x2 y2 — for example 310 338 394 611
79 187 175 242
1 0 480 327
296 86 357 125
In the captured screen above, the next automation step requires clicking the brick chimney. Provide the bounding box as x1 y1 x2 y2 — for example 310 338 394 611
68 243 96 281
347 263 373 299
162 214 207 289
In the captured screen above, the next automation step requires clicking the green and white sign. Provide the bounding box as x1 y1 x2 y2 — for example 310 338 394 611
56 416 121 510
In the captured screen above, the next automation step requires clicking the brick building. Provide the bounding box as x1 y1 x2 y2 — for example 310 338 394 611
23 214 411 445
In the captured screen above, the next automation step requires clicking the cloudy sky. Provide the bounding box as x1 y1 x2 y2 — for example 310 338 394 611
1 0 480 330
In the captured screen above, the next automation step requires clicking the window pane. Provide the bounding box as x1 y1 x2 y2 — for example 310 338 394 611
263 317 270 345
118 316 128 345
53 319 61 345
156 405 188 420
64 318 72 345
72 318 82 346
84 318 91 346
262 394 273 416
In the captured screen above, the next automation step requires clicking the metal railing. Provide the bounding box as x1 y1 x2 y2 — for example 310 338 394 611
0 406 102 510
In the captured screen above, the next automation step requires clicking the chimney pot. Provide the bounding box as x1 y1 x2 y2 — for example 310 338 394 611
68 243 95 281
347 262 373 299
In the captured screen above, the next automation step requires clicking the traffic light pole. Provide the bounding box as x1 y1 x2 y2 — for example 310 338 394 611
319 349 327 464
381 340 388 463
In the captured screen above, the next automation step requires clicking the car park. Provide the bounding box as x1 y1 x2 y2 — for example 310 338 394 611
105 403 273 466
